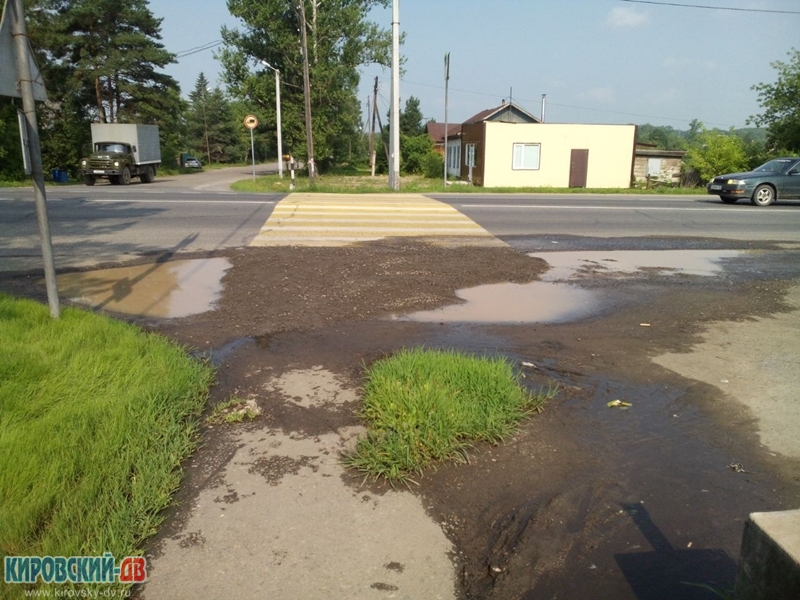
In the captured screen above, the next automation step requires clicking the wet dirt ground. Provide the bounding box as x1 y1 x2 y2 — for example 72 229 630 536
3 239 800 599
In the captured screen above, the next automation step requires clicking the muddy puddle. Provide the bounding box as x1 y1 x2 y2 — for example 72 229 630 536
399 250 744 325
57 258 231 318
399 281 601 324
529 249 743 281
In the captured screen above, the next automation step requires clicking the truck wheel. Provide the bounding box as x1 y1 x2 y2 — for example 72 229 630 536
120 167 131 185
139 166 154 183
83 175 95 186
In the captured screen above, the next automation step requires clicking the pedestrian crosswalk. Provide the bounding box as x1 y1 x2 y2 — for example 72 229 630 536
248 193 504 247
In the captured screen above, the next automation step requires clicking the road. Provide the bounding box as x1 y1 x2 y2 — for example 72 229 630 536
3 169 800 272
437 193 800 244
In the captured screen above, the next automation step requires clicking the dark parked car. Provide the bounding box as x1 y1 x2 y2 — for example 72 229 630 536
184 157 202 169
707 157 800 206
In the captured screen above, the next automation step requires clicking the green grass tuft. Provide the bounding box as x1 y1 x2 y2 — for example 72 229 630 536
345 348 552 484
0 294 213 597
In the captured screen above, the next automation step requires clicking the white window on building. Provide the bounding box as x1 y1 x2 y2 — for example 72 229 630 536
512 143 541 170
465 143 476 167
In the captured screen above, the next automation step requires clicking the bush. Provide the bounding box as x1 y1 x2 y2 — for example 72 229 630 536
422 151 444 179
400 133 435 175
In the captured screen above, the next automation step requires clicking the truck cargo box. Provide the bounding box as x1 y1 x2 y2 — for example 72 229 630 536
90 123 161 165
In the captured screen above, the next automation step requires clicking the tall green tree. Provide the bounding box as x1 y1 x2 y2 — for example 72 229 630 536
24 0 185 172
48 0 180 123
219 0 391 169
187 74 238 164
399 96 424 137
749 48 800 153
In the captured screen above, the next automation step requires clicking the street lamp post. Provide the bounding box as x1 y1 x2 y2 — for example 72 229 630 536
261 61 284 179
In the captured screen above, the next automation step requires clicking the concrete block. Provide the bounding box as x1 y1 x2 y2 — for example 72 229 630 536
734 509 800 600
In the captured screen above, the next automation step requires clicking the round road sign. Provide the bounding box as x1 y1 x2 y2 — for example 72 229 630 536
244 115 258 129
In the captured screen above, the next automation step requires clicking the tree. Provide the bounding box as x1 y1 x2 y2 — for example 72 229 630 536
219 0 391 169
636 124 687 150
399 96 424 137
187 74 238 164
23 0 186 173
749 48 800 153
685 128 748 183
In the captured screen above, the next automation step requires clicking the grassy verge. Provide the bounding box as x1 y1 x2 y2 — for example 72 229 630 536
232 172 703 195
0 294 213 596
345 348 551 484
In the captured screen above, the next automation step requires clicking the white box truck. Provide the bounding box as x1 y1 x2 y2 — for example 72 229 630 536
80 123 161 186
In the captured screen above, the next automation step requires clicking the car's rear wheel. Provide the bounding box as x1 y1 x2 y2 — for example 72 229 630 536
720 197 738 204
751 184 775 206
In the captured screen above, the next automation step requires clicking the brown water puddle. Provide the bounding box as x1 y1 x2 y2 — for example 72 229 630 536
529 249 743 281
57 258 231 318
399 281 598 324
399 251 744 325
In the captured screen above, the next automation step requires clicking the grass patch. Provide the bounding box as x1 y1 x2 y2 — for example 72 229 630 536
345 348 552 484
232 171 704 195
0 294 213 596
206 397 261 424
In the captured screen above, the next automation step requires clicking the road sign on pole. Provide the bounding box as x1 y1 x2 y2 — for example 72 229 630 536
245 115 258 181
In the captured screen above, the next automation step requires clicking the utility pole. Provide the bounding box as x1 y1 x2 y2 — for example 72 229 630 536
389 0 400 190
10 0 59 317
202 87 211 164
370 77 378 177
298 0 316 184
541 94 546 123
443 52 450 187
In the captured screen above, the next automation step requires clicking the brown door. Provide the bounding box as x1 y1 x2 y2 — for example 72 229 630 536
569 149 589 188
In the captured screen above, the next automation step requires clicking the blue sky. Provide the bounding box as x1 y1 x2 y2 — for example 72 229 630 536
154 0 798 130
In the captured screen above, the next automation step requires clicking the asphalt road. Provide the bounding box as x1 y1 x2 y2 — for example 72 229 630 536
437 193 800 245
3 169 800 272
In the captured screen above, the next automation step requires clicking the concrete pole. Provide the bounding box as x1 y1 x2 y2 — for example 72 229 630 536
10 0 60 318
541 93 546 123
443 53 449 188
299 0 316 184
274 68 283 178
389 0 400 190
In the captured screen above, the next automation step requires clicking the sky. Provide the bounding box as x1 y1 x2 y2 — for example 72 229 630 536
154 0 799 131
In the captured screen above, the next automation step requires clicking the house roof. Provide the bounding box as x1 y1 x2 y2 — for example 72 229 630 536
463 102 540 125
426 122 462 143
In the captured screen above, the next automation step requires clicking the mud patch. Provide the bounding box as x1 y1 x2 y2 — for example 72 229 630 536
247 454 320 485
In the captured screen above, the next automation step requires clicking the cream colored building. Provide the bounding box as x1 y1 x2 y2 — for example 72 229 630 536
452 103 637 189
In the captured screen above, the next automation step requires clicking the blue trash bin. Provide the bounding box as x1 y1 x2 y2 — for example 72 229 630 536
52 169 60 181
58 171 68 183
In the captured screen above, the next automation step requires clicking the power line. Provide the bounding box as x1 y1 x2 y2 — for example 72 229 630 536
175 41 223 58
399 78 736 128
619 0 800 14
